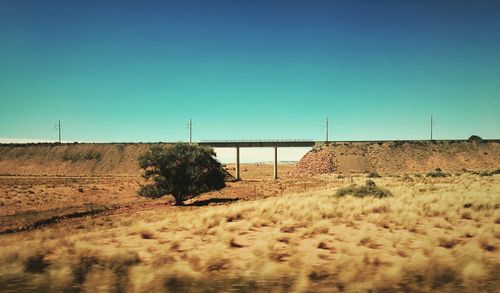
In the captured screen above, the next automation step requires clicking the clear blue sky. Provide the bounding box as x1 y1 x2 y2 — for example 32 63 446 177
1 0 499 143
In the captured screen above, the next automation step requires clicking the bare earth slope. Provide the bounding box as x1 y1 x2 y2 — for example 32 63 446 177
1 140 499 176
0 143 171 176
294 140 500 175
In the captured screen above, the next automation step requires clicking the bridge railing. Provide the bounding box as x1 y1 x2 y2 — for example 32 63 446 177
200 139 314 143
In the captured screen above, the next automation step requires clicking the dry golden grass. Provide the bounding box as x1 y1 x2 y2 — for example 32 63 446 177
0 173 499 292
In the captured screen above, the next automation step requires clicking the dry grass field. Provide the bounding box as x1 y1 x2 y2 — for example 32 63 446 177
0 166 499 292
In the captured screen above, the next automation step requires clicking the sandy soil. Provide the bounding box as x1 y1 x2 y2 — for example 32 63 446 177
0 164 324 233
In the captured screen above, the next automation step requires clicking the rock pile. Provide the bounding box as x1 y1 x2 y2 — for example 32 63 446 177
292 146 337 176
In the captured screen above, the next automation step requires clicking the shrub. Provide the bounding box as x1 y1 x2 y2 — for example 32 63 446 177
25 254 49 273
367 172 381 178
140 230 155 239
138 144 225 205
468 135 482 141
426 171 447 178
365 179 376 187
335 180 392 198
490 169 500 175
478 171 492 177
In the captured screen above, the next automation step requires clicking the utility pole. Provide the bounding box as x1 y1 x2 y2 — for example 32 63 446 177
55 120 62 143
326 117 329 143
430 114 433 141
187 118 192 143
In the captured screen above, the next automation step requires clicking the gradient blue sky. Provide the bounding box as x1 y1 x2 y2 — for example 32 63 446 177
1 0 499 143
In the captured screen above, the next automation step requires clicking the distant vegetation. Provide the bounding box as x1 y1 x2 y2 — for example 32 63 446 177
138 144 225 205
367 171 382 178
468 135 482 141
476 169 500 177
335 180 392 198
426 169 447 178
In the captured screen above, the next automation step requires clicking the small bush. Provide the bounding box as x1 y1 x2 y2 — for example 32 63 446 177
335 181 392 198
490 169 500 175
365 179 376 187
478 171 492 177
24 254 49 273
468 135 482 141
367 172 381 178
426 171 447 178
140 230 155 239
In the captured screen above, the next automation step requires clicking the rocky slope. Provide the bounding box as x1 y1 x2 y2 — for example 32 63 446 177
293 140 500 175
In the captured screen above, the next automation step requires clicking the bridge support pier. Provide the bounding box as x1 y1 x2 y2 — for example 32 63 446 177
273 146 278 179
235 146 240 180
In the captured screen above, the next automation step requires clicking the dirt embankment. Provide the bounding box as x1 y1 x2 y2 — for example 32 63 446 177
294 140 500 175
0 143 171 176
2 140 499 176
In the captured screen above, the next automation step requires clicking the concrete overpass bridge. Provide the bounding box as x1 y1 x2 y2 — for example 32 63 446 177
198 140 324 180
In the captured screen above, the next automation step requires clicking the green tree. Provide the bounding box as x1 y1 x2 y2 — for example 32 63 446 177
468 135 482 141
138 144 225 205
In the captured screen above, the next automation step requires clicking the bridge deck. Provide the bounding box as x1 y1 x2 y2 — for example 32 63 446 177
198 140 319 148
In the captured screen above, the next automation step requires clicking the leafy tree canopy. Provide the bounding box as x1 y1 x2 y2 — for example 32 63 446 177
138 144 225 205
